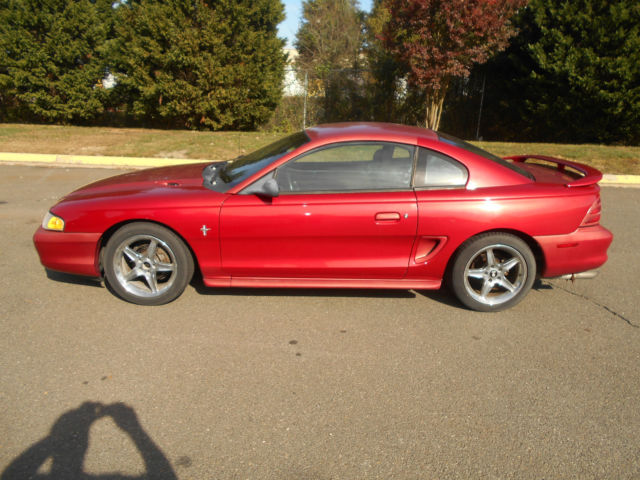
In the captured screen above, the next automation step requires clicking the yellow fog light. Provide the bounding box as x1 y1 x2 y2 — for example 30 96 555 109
43 212 65 231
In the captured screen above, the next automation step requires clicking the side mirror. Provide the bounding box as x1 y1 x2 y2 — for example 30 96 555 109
240 174 280 198
261 178 280 198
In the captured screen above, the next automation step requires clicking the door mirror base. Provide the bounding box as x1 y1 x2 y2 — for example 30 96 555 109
261 178 280 198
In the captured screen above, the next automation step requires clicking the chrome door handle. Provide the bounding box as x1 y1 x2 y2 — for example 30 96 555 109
375 212 401 221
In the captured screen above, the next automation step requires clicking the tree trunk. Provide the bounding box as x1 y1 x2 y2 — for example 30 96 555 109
424 83 448 131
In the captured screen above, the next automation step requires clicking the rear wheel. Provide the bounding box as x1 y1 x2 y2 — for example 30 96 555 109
103 223 194 306
450 233 536 312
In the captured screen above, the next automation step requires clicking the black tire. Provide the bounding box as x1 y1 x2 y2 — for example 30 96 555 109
103 222 194 306
450 233 536 312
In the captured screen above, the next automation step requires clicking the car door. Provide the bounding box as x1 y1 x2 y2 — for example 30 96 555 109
406 146 472 280
219 141 418 279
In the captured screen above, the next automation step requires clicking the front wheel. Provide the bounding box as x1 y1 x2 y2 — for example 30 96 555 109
103 223 194 306
450 233 536 312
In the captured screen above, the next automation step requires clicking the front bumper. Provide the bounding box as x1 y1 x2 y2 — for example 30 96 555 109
33 227 102 277
535 225 613 278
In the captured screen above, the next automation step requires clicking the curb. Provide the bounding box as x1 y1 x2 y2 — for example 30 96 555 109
0 152 206 169
600 174 640 187
1 151 639 186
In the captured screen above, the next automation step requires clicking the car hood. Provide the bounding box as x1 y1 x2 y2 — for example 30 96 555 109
61 162 212 201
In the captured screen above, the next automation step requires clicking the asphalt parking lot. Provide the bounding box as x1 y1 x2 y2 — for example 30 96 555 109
1 164 639 479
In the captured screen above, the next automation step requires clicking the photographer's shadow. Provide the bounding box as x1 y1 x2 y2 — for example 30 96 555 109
1 402 177 480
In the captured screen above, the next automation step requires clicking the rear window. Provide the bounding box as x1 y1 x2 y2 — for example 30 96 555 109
438 132 534 180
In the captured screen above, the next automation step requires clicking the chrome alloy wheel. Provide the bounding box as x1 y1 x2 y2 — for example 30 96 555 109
112 234 178 298
463 244 527 307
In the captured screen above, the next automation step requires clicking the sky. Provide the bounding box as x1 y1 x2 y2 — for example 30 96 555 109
278 0 374 48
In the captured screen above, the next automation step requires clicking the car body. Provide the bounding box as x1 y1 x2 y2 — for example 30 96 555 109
33 122 613 311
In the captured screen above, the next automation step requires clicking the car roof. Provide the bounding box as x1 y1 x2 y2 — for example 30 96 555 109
305 122 439 144
302 122 535 189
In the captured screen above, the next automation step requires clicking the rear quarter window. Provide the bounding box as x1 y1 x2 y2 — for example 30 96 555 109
414 148 468 188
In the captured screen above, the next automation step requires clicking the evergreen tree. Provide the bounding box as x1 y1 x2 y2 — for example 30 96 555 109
480 0 640 144
364 0 405 123
0 0 114 123
295 0 365 123
110 0 286 130
529 0 639 143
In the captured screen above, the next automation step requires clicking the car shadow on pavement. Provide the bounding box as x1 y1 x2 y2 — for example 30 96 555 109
532 279 554 290
45 269 104 288
414 288 468 310
1 402 177 480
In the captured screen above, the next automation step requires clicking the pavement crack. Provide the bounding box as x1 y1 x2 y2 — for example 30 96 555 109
545 280 638 328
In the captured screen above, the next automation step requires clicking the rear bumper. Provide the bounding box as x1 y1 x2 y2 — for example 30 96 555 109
535 225 613 278
33 227 102 277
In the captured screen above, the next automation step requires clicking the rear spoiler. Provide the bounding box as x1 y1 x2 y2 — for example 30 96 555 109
504 155 603 187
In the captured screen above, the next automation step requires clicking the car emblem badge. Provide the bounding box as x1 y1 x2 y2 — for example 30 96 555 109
200 225 211 237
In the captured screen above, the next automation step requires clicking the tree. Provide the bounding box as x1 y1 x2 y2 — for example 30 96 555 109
363 0 427 126
525 0 639 143
381 0 525 130
472 0 640 144
364 0 404 122
109 0 286 130
0 0 114 123
295 0 365 123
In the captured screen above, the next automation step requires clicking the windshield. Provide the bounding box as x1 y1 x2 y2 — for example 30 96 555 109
215 132 310 188
438 132 534 180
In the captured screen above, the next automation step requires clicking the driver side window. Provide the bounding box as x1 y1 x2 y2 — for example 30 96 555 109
276 142 415 193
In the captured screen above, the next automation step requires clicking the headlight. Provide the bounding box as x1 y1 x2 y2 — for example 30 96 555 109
42 212 65 231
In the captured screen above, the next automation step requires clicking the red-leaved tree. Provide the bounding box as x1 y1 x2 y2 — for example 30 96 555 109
382 0 526 130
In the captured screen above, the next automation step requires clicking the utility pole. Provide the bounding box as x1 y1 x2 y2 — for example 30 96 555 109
303 71 308 130
476 73 486 140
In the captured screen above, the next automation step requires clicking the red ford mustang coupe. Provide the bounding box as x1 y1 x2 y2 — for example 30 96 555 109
33 123 612 311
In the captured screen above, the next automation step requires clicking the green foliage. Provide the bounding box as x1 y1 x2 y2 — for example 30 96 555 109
529 0 640 143
362 0 427 126
0 0 286 130
295 0 366 123
109 0 286 130
296 0 363 73
262 95 306 132
479 0 640 144
0 0 114 123
364 0 405 123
